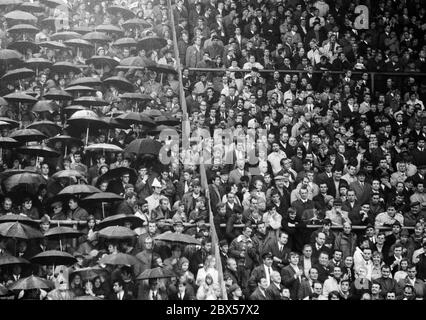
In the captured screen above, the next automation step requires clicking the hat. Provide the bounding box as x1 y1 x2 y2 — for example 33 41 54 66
392 221 401 227
322 218 332 225
261 252 273 260
151 178 162 188
274 175 284 180
410 201 421 208
334 198 343 205
365 224 375 230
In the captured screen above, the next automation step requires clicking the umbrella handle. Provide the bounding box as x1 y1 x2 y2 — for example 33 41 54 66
85 124 90 146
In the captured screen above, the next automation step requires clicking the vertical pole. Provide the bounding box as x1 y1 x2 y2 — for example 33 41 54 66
371 72 375 96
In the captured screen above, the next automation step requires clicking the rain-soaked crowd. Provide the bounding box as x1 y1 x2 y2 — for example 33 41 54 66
0 0 425 301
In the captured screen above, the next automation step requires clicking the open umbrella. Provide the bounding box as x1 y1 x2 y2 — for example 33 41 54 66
103 76 134 92
146 63 178 75
32 100 59 113
8 275 53 291
117 56 147 70
4 92 37 104
7 23 39 33
112 38 137 48
4 10 37 22
38 41 67 50
0 117 19 128
51 169 85 181
97 214 145 230
46 135 83 152
119 92 151 101
137 36 167 51
0 222 43 240
26 120 62 137
73 96 109 107
9 128 46 142
0 137 20 148
86 55 119 72
72 26 93 35
0 0 23 5
82 31 111 44
141 109 163 118
25 57 53 75
155 114 180 126
0 49 23 64
64 38 94 51
0 214 39 227
154 231 201 245
95 24 124 36
98 226 136 240
67 109 106 145
63 105 87 115
124 138 162 155
98 252 139 266
30 250 77 266
50 31 81 41
0 256 29 267
97 167 137 185
17 145 61 158
51 61 82 74
70 266 108 281
115 112 156 126
42 88 73 101
44 227 83 251
40 0 69 8
106 5 135 19
7 40 40 54
136 267 176 280
81 192 123 219
67 77 102 88
19 2 44 12
122 18 151 29
58 184 101 197
84 143 123 153
64 85 97 95
40 16 69 29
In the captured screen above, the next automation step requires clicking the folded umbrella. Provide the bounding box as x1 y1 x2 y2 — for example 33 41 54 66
8 275 53 291
124 138 162 156
73 96 109 107
98 252 139 266
0 222 43 240
154 231 201 245
30 250 77 266
9 128 47 142
98 226 136 240
7 23 39 33
136 267 176 280
17 145 61 158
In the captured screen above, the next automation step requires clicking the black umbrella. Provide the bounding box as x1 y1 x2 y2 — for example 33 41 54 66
39 40 67 50
81 192 123 219
103 76 134 92
86 55 119 71
0 256 29 267
117 56 148 70
30 250 77 266
72 26 93 35
121 18 151 29
97 167 137 185
42 88 73 101
25 57 53 75
46 135 84 150
7 41 39 54
58 184 101 197
70 266 108 281
0 214 39 227
3 92 37 104
97 213 145 230
137 36 167 51
98 252 139 266
136 267 176 280
63 105 87 115
98 226 136 240
95 24 124 36
146 63 178 75
124 138 162 155
4 10 37 22
64 38 94 50
82 31 111 44
84 143 123 153
32 100 59 113
154 231 201 245
8 275 53 291
26 120 62 137
0 117 19 128
106 5 135 19
19 2 44 12
112 38 137 48
0 49 23 66
64 85 97 95
50 31 81 41
51 61 82 74
67 77 102 87
115 112 156 126
0 137 20 149
9 128 47 142
40 0 69 8
119 92 151 101
17 145 61 158
155 114 180 126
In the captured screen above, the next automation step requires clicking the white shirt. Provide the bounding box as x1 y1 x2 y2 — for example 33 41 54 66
264 264 272 286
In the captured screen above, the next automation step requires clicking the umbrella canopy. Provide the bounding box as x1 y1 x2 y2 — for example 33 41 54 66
9 128 46 142
38 40 67 50
72 26 93 35
32 100 59 113
103 76 134 92
106 5 135 19
0 137 20 148
117 56 148 70
58 184 101 196
50 31 81 41
64 38 94 49
63 105 87 114
112 37 137 48
4 92 37 104
97 214 145 230
30 250 77 266
0 214 39 227
19 2 44 12
154 231 201 245
82 192 123 203
46 135 84 148
7 23 39 33
98 252 139 266
98 226 136 240
8 275 52 291
4 10 37 22
141 109 163 118
136 267 176 280
119 92 151 101
51 169 85 180
67 109 105 126
0 49 22 63
17 145 61 158
25 57 53 71
40 0 69 8
86 55 119 69
0 222 43 240
95 24 124 36
70 266 108 281
82 31 111 43
137 36 167 51
67 77 102 87
122 18 151 29
155 114 180 126
51 61 82 74
26 120 62 137
84 143 123 153
42 88 73 101
44 226 83 239
115 112 156 126
7 40 40 54
146 63 178 75
64 85 97 94
73 96 109 107
124 138 162 155
0 256 29 267
0 117 19 128
0 0 23 5
97 166 137 185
